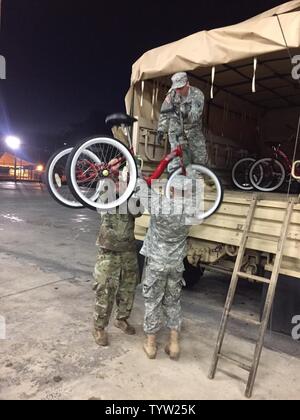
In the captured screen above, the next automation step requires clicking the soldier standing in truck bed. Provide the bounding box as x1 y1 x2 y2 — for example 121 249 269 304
157 72 208 172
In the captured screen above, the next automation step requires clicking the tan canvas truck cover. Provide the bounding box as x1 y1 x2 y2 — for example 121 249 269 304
129 0 300 85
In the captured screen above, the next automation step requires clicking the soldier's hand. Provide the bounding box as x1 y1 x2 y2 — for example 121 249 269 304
108 157 122 172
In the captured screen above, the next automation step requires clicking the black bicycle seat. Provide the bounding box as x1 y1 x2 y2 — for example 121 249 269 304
105 113 137 127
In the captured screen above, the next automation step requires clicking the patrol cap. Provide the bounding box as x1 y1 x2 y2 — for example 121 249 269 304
170 72 188 90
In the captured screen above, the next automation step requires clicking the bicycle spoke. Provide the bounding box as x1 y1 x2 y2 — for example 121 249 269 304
69 137 137 209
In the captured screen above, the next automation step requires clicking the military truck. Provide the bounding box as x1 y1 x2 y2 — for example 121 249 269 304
121 1 300 287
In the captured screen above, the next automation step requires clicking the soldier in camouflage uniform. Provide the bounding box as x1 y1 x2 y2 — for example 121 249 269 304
140 191 191 360
92 200 142 347
157 72 208 172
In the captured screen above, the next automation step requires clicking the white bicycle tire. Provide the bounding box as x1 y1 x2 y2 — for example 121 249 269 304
249 158 285 192
47 147 101 208
232 157 256 191
68 137 137 210
165 164 223 220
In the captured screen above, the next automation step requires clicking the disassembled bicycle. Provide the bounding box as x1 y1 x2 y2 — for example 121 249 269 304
46 113 223 220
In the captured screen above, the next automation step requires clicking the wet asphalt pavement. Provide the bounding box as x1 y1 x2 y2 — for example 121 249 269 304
0 182 99 281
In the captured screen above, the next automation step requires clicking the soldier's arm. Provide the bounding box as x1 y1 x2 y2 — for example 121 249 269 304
157 94 174 133
187 89 205 124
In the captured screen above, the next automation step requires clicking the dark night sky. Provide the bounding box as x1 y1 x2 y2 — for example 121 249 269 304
0 0 286 160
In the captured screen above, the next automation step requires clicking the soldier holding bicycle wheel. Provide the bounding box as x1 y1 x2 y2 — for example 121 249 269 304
92 176 143 346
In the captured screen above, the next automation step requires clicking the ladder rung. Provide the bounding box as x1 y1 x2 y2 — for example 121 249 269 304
246 232 278 242
218 353 251 372
229 311 261 326
237 271 270 284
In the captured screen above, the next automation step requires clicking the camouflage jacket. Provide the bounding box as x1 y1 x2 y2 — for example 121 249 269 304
140 197 189 272
157 86 205 134
96 201 142 252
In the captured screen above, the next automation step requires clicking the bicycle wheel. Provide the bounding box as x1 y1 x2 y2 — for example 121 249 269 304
46 147 84 209
165 164 223 220
66 136 138 210
46 147 101 209
232 157 256 191
249 158 286 192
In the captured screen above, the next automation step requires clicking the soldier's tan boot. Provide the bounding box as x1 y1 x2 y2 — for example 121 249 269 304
114 319 136 335
165 330 180 360
93 328 108 347
143 335 157 359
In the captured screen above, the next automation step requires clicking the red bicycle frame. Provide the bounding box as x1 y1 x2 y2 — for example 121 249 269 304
75 145 184 186
144 146 184 186
272 145 292 173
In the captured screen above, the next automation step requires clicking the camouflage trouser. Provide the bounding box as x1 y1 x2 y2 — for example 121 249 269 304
93 248 139 329
168 127 208 172
142 265 183 334
187 127 208 166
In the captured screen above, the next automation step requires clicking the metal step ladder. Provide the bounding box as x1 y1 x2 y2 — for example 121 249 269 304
208 195 295 398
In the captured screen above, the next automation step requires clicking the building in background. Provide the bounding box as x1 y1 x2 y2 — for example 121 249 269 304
0 152 44 181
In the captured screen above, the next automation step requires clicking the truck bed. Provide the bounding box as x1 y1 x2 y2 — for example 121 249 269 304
135 190 300 279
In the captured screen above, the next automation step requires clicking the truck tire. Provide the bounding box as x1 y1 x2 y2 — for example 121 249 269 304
183 258 205 289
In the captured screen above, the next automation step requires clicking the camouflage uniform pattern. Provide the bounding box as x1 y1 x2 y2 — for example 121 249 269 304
140 204 189 272
142 266 183 334
93 248 139 329
140 200 189 334
158 86 208 171
95 212 136 252
93 211 139 330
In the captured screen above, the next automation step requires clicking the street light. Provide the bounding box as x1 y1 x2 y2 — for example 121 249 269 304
5 136 21 182
5 136 21 150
